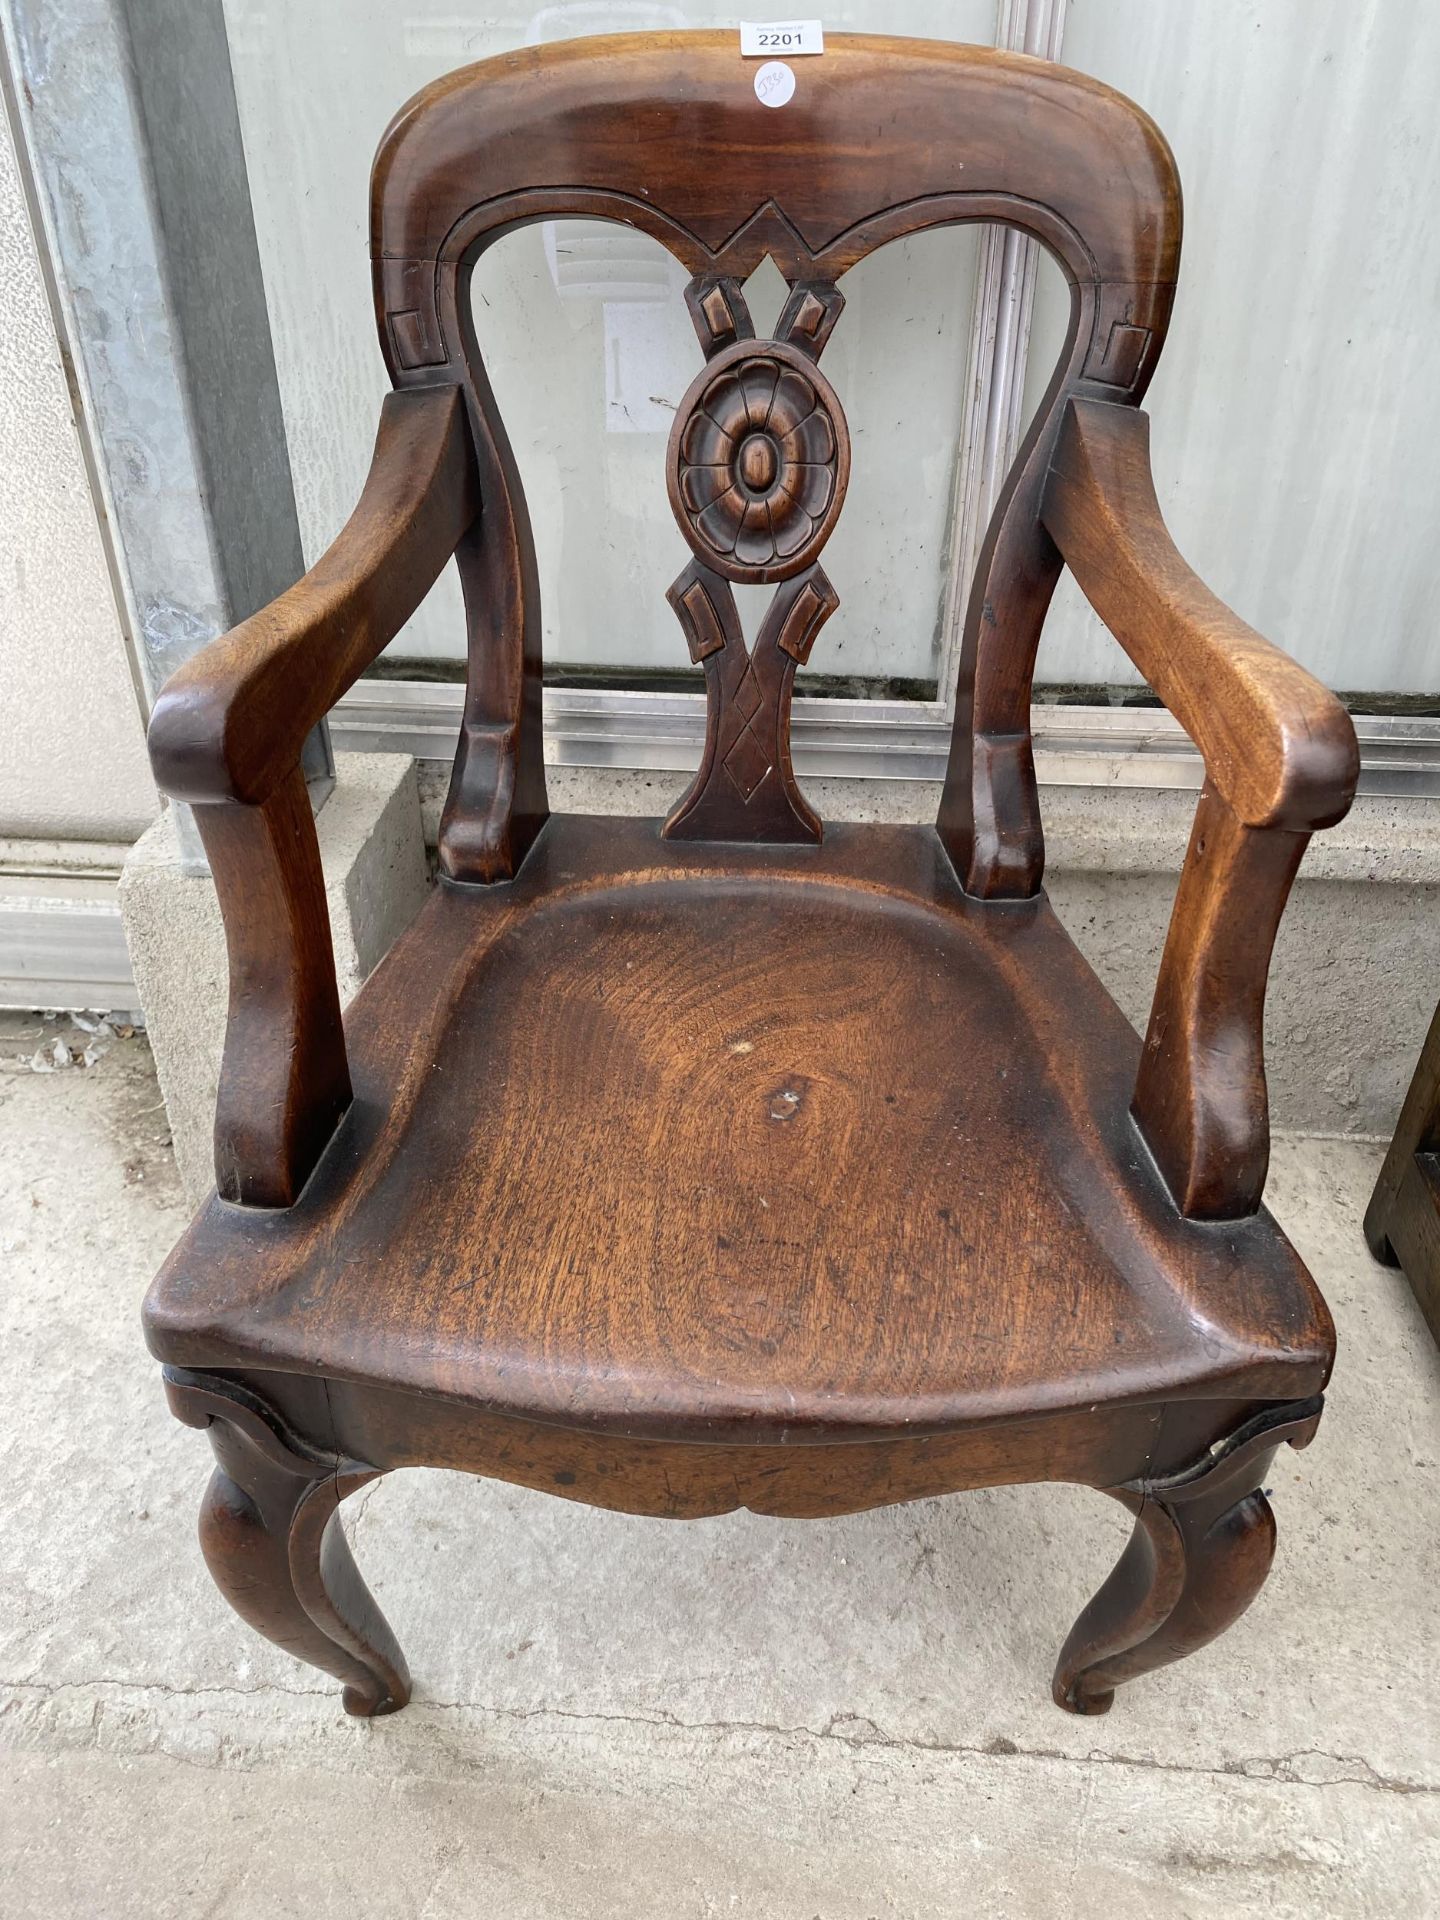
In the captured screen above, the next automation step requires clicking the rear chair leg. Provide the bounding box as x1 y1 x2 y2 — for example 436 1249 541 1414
164 1368 411 1716
1053 1398 1323 1715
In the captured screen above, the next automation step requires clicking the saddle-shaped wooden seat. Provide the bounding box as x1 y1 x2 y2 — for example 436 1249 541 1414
147 816 1331 1440
141 33 1357 1720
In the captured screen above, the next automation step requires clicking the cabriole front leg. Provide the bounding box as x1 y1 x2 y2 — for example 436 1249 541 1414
1054 1398 1323 1714
164 1368 410 1716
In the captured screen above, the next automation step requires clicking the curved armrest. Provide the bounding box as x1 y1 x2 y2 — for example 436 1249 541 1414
150 383 478 1209
149 383 480 805
1042 396 1360 1220
1041 397 1358 830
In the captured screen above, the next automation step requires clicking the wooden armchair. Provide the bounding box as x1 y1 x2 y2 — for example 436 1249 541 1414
142 33 1359 1719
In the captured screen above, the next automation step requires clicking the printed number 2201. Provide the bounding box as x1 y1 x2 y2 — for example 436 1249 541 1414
739 21 825 57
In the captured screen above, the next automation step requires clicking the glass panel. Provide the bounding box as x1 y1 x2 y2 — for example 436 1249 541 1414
1025 0 1440 700
222 1 997 692
472 222 979 690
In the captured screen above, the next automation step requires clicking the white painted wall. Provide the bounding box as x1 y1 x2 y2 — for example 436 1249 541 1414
222 0 995 685
0 108 156 839
1028 0 1440 695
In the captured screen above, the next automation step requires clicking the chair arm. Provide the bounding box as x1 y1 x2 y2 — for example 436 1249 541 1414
152 383 477 1209
148 383 480 806
1040 396 1358 831
1041 397 1360 1219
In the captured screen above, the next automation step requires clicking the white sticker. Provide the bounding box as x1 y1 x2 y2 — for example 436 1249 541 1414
754 59 797 109
740 20 824 57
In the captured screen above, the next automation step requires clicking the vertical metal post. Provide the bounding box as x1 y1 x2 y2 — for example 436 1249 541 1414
0 0 331 870
936 0 1069 709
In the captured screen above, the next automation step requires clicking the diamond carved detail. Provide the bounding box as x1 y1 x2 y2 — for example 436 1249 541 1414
722 723 773 803
731 663 763 725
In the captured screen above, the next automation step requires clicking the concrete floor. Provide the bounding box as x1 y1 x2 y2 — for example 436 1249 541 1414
0 1012 1436 1919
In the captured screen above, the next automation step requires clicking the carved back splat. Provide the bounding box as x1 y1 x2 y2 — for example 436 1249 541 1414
662 278 847 840
371 32 1180 876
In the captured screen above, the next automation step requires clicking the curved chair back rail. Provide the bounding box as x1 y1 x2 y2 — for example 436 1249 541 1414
372 33 1179 368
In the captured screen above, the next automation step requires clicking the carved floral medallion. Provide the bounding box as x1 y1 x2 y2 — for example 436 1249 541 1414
666 340 849 583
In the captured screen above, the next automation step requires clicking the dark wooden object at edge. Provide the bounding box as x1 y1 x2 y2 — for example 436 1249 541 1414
143 34 1359 1719
1366 999 1440 1345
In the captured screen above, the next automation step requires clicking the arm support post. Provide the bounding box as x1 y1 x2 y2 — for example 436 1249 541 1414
197 769 350 1206
1132 787 1308 1218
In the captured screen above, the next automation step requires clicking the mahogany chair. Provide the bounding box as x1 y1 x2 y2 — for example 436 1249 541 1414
142 33 1360 1718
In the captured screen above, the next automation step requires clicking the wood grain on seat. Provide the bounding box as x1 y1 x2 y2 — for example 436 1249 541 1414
145 818 1331 1439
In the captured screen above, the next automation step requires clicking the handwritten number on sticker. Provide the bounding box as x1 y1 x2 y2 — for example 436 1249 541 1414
754 61 797 109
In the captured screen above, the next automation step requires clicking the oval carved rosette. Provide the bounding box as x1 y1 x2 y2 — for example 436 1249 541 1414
666 340 850 585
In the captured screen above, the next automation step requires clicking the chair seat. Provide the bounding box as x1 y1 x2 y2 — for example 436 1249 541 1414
144 816 1332 1442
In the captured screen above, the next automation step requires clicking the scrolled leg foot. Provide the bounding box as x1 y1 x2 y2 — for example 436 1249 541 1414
165 1368 410 1716
1053 1397 1323 1715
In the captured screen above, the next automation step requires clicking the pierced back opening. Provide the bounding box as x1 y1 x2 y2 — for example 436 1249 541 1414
369 31 1180 879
